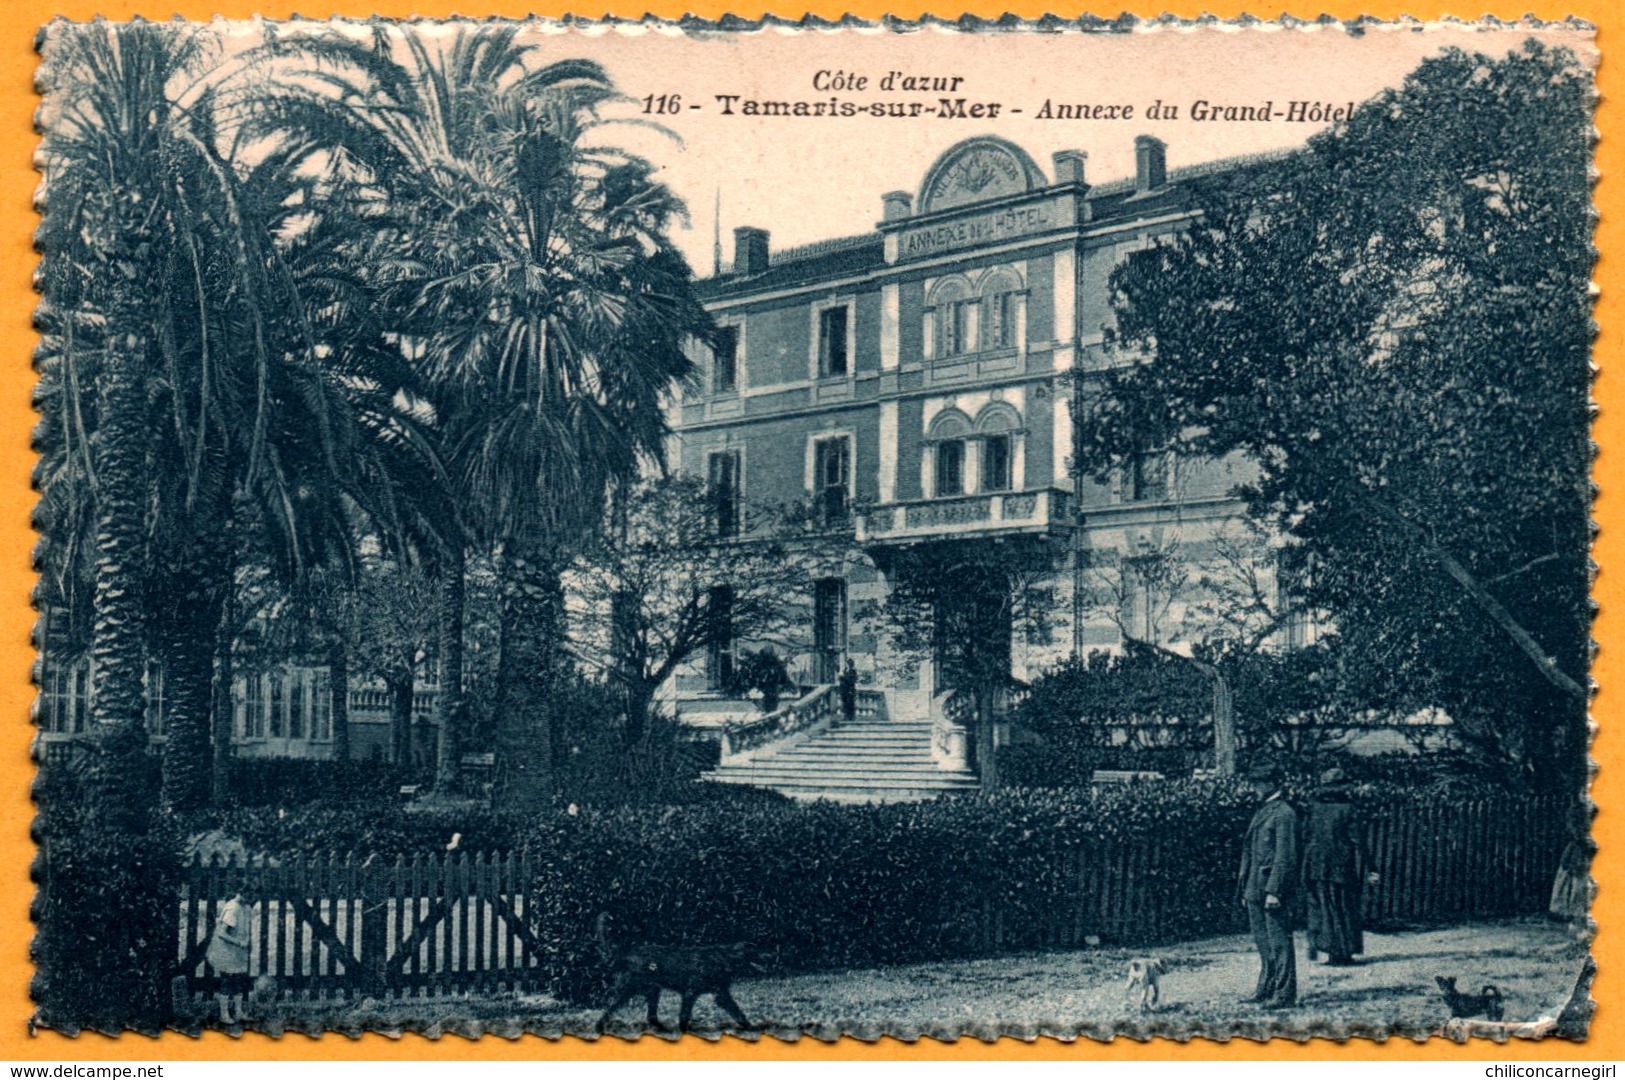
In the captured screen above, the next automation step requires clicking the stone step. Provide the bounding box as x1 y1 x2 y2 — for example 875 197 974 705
776 750 942 756
819 725 931 733
715 756 949 776
817 729 934 740
704 714 968 803
809 740 932 749
774 744 934 757
711 758 959 774
707 771 978 791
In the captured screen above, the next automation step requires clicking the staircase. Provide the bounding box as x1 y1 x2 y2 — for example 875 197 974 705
704 697 980 803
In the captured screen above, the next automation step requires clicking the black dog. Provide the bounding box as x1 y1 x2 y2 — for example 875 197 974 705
1435 976 1505 1021
595 913 755 1032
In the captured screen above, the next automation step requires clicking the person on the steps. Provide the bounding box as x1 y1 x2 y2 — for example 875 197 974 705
206 877 256 1024
838 658 858 726
1302 767 1379 966
1238 762 1300 1009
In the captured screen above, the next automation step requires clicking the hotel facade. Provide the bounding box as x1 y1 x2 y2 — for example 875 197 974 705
672 134 1276 742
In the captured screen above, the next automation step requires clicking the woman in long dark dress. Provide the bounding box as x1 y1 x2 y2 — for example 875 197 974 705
1302 769 1378 966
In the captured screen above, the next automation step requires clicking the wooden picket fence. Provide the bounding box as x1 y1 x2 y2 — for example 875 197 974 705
178 851 545 1002
176 797 1567 1000
965 795 1568 954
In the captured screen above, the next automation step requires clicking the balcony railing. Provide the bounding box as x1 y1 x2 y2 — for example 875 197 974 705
856 488 1070 544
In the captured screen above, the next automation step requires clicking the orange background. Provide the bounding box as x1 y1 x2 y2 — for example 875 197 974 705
2 0 1618 1063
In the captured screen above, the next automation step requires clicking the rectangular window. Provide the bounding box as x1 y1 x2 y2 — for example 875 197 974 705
712 325 740 394
813 578 848 684
71 664 89 733
943 299 978 356
269 672 286 738
818 306 849 377
706 585 735 691
144 662 165 736
988 292 1019 349
313 669 333 741
936 440 966 497
1130 450 1168 502
288 669 306 740
813 437 851 526
983 435 1012 492
244 676 264 739
41 664 69 734
708 449 742 538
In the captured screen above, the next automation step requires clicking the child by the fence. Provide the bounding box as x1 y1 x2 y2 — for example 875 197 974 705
206 875 256 1023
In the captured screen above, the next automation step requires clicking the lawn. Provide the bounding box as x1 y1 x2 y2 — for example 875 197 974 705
288 916 1588 1043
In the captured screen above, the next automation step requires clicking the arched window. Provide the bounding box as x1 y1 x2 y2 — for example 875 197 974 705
927 409 973 497
977 268 1024 351
927 277 977 359
975 403 1022 493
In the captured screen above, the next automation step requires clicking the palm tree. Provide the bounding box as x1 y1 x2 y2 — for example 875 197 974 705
245 24 709 802
36 20 237 822
37 20 448 813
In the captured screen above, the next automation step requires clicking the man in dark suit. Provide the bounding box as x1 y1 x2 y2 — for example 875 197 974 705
1237 762 1300 1008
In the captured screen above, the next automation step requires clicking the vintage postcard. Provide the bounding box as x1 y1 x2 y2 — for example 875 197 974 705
27 15 1598 1046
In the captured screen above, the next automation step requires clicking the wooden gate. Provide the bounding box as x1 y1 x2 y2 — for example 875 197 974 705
178 850 544 1001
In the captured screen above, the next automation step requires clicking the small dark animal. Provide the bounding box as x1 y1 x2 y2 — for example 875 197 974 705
1125 957 1168 1013
1435 976 1505 1021
595 913 755 1033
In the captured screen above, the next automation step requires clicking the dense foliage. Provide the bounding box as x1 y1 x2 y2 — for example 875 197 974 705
1088 42 1593 791
527 781 1257 1002
1008 642 1426 786
569 477 845 739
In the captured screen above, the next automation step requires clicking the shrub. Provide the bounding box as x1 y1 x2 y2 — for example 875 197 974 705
730 648 791 713
526 779 1262 1003
549 677 718 808
33 821 184 1033
218 758 409 808
1008 651 1213 785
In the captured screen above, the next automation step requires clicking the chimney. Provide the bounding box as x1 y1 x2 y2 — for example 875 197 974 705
733 226 770 276
1052 150 1087 186
881 190 913 222
1134 136 1167 194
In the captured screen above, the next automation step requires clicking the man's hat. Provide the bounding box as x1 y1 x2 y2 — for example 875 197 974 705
1244 762 1280 784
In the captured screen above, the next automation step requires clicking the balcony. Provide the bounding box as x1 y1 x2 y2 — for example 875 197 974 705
856 488 1071 544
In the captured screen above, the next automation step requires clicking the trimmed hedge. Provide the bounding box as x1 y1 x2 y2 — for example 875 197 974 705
33 823 183 1033
527 780 1260 1003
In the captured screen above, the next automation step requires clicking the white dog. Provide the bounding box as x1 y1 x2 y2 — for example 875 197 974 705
1125 957 1168 1013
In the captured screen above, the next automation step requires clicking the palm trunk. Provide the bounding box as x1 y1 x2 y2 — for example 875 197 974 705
210 570 237 805
433 550 466 789
494 546 562 809
88 332 155 829
157 475 231 811
155 559 222 812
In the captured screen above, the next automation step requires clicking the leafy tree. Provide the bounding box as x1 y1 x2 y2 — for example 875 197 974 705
568 477 846 743
1086 41 1592 789
348 556 439 768
1077 521 1313 774
876 538 1059 788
